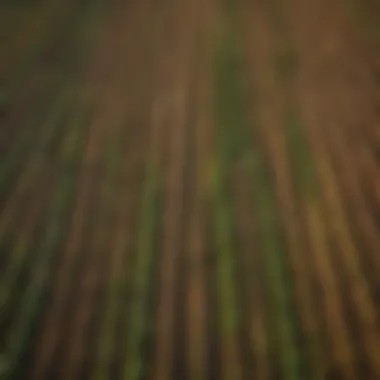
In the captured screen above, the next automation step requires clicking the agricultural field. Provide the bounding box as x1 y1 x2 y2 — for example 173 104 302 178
1 0 380 379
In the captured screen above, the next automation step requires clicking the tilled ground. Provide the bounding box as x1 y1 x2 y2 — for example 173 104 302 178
1 0 380 379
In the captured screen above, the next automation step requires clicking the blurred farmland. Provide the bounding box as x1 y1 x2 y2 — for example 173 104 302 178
1 0 380 379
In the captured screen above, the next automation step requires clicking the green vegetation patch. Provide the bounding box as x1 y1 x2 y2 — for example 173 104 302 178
213 3 304 376
212 156 241 334
273 42 317 196
275 46 299 84
244 151 303 380
0 86 59 194
213 15 249 340
92 123 130 380
123 162 161 380
284 106 318 194
214 31 251 166
347 0 380 46
0 106 91 380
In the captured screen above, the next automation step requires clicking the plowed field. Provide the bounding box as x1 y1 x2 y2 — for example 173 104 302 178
1 0 380 379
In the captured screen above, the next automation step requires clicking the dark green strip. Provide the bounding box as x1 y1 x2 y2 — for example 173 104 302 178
283 105 318 194
213 19 243 341
0 89 73 318
2 0 99 104
123 162 161 380
92 123 130 380
214 0 303 376
0 107 91 380
347 0 380 46
0 87 61 195
244 151 302 380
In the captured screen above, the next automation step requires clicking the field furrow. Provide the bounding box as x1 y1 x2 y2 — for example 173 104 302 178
3 0 380 379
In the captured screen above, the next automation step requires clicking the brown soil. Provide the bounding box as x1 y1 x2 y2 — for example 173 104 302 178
3 0 380 379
